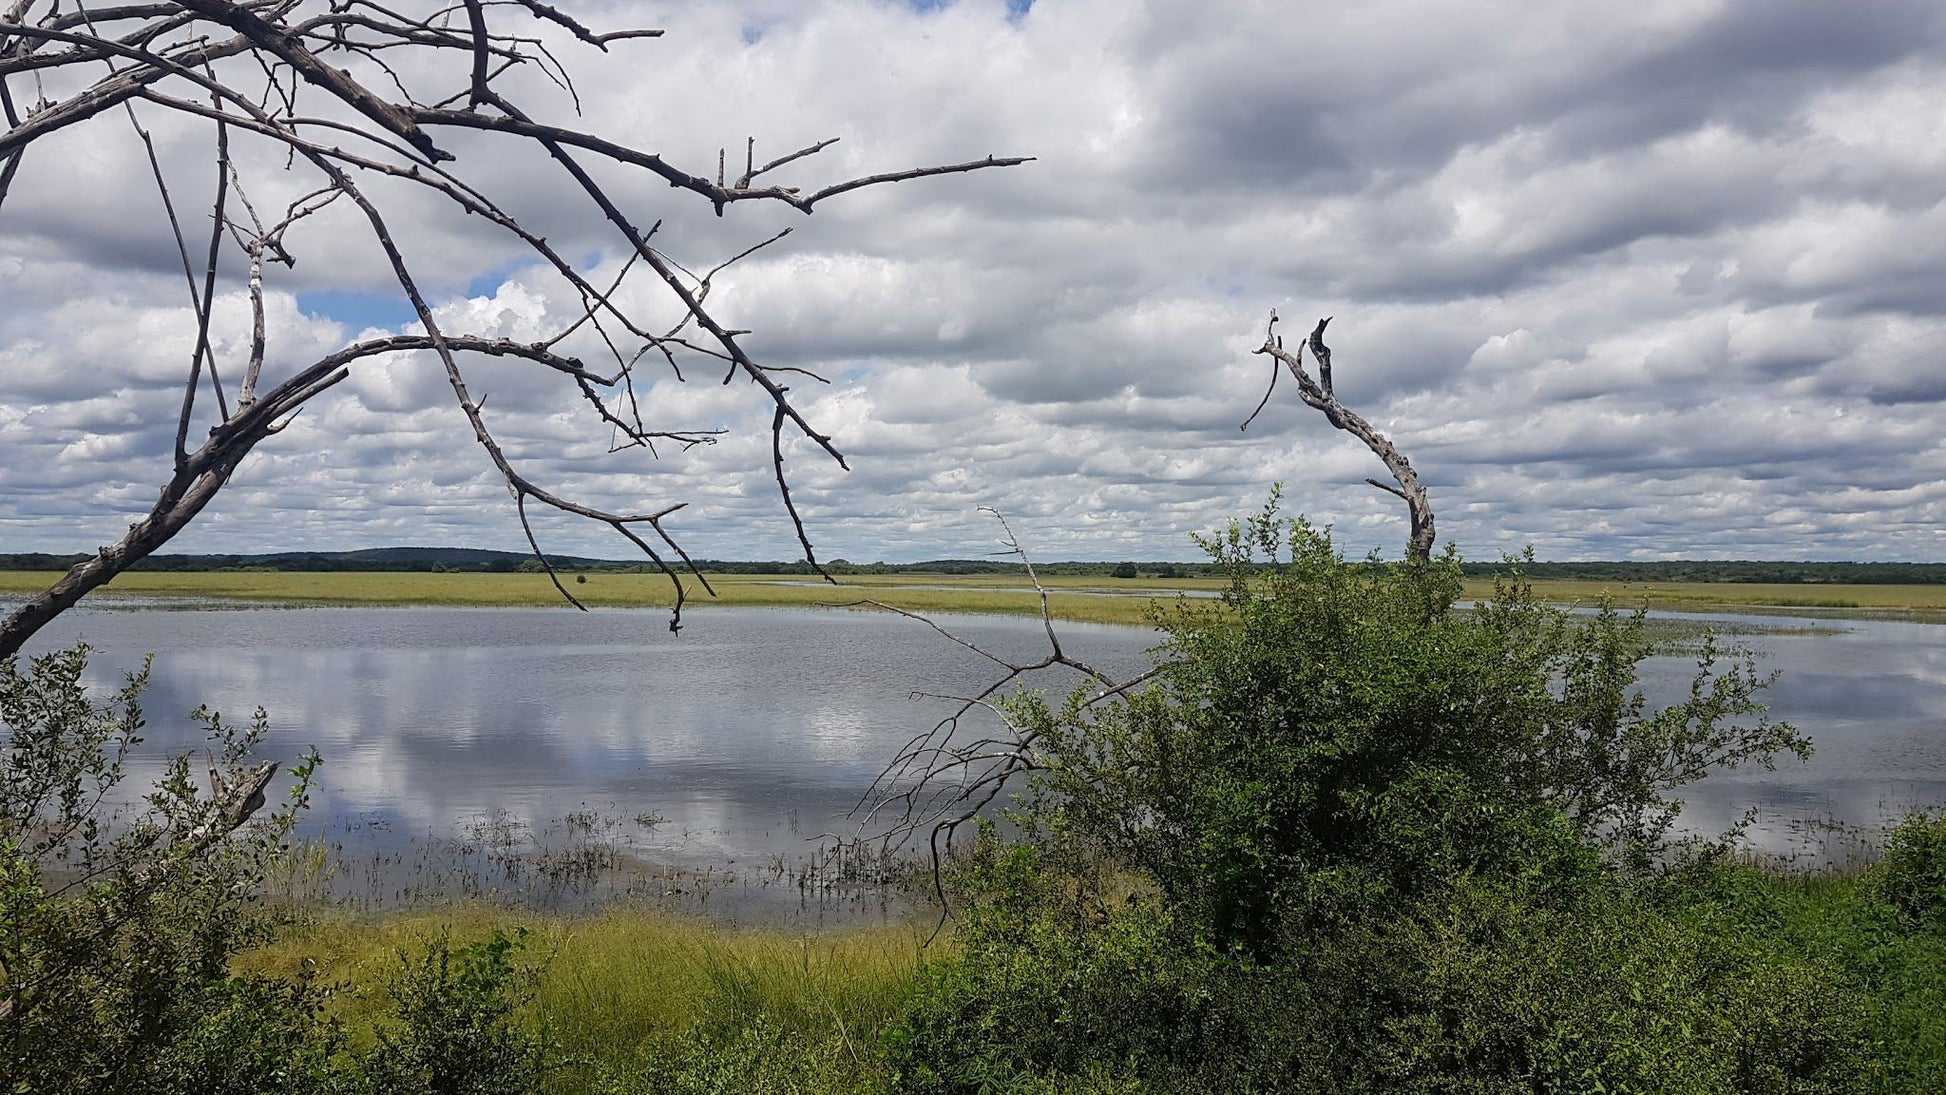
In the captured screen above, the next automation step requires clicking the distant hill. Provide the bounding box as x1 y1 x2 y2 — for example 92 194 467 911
1 549 1943 583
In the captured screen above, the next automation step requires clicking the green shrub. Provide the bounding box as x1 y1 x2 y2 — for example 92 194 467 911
891 838 1877 1094
360 929 550 1095
1 644 338 1094
887 500 1863 1092
1008 499 1805 955
1875 810 1946 930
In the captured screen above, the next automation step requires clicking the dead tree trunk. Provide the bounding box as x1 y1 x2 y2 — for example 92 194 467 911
1243 314 1436 561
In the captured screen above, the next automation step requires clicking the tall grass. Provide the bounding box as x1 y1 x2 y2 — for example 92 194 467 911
231 828 1946 1093
241 903 934 1091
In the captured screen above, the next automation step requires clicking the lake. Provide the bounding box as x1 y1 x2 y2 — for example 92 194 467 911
21 601 1157 918
13 599 1946 916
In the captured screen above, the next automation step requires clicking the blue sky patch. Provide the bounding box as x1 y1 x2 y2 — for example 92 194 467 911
297 291 420 334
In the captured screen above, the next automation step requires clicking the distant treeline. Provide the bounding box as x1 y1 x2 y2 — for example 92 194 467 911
2 548 1944 584
1455 560 1946 584
0 547 1217 579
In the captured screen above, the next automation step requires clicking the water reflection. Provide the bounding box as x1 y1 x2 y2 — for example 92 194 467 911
1634 611 1946 861
14 601 1946 902
23 604 1157 912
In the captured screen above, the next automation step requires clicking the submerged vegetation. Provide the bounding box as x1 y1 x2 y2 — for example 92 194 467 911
3 508 1945 1091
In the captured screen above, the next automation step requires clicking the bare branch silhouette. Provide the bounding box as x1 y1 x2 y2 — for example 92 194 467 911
820 509 1163 929
0 0 1030 657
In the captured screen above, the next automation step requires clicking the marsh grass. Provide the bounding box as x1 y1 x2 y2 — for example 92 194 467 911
226 799 1946 1093
1506 578 1946 620
6 569 1944 626
259 803 924 927
241 903 932 1091
0 569 1222 626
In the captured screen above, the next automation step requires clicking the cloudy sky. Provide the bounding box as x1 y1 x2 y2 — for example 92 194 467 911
4 0 1945 565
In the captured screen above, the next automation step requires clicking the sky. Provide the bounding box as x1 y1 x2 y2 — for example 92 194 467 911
3 0 1945 565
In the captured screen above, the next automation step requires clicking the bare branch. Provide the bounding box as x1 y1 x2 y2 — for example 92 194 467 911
516 492 587 612
188 117 233 420
1366 477 1409 502
1248 313 1436 560
0 78 23 211
772 402 833 582
403 105 1031 215
173 0 454 162
1240 343 1280 432
734 135 837 189
834 510 1154 930
508 0 662 49
0 1 1029 659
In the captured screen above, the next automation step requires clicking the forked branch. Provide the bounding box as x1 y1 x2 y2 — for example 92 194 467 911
1244 314 1436 560
0 0 1030 658
821 509 1160 928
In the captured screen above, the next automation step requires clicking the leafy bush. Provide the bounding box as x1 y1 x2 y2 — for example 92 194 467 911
1009 500 1806 954
1 643 338 1094
891 836 1878 1094
1875 810 1946 930
886 502 1868 1092
887 838 1256 1094
361 929 551 1095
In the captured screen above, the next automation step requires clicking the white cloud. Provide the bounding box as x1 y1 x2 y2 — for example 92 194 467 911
4 0 1946 565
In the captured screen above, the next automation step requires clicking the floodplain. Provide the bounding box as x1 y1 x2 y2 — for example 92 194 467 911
5 568 1946 626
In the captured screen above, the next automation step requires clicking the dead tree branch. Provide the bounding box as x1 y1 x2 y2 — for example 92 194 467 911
1243 314 1436 561
820 509 1161 928
0 0 1029 658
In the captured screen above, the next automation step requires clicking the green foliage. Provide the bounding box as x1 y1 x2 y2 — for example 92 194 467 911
883 501 1922 1093
361 929 550 1095
1 638 906 1095
585 1016 882 1095
1008 499 1806 954
886 838 1226 1094
1 643 339 1094
890 841 1896 1094
1874 810 1946 930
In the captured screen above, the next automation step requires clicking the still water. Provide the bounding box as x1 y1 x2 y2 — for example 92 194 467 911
16 600 1946 909
25 603 1156 915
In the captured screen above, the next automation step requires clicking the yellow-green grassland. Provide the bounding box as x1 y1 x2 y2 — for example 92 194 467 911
4 568 1946 626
